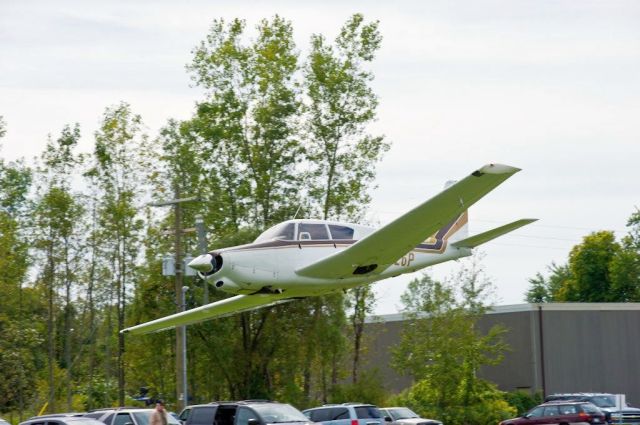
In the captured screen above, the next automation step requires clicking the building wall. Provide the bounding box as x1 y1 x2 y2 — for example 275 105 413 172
363 304 640 402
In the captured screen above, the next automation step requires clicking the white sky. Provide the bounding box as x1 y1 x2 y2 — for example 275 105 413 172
1 0 639 315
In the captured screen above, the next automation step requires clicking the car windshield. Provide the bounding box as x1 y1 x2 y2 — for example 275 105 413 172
252 404 309 423
589 397 616 408
388 409 419 420
132 412 180 425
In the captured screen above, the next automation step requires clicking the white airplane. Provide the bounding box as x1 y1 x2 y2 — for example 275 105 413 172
122 163 535 335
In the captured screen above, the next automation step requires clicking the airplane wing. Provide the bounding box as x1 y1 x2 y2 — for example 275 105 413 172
296 163 521 279
452 218 538 249
121 294 292 335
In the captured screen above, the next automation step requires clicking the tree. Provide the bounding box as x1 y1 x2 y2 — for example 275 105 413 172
32 124 85 412
524 263 571 303
89 103 146 406
304 14 388 221
392 260 511 425
189 16 303 229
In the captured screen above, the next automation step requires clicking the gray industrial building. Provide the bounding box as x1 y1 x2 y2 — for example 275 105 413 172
363 303 640 401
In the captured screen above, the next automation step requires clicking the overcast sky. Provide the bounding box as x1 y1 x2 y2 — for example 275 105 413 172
1 0 639 314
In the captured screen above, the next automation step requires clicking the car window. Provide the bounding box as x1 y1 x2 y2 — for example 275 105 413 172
251 404 308 423
179 410 191 422
307 410 327 422
84 414 106 421
355 407 382 419
581 404 600 414
329 225 354 240
102 415 116 425
527 407 545 418
330 409 349 420
236 408 260 425
190 408 216 425
589 397 616 408
559 405 578 415
113 414 133 425
543 406 559 416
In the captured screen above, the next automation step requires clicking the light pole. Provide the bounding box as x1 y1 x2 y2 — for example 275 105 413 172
149 192 198 410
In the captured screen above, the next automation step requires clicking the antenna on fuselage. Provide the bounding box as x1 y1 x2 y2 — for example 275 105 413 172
292 204 302 220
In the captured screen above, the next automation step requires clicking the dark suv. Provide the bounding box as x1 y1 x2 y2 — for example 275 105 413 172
500 401 605 425
545 393 640 425
179 401 312 425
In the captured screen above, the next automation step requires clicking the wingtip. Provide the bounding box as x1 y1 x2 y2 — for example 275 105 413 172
477 163 521 175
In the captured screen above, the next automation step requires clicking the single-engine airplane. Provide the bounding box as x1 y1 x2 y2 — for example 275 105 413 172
122 163 535 335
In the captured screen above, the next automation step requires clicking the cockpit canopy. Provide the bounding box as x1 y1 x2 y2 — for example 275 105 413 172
254 221 355 243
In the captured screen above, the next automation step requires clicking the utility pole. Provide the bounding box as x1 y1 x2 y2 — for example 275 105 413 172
149 192 198 410
195 215 209 304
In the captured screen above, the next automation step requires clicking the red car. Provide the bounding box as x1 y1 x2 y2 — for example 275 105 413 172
500 401 605 425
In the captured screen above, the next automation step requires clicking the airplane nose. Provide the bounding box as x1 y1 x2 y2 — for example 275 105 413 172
188 254 214 273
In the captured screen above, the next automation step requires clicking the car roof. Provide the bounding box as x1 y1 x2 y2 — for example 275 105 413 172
540 401 594 406
21 418 105 425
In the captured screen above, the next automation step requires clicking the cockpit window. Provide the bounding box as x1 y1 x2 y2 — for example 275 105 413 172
298 223 329 240
255 222 295 242
329 225 354 240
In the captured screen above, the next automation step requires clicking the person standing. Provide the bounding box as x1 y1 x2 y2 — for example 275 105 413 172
150 401 168 425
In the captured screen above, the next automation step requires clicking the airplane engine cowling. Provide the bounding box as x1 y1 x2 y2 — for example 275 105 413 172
187 252 223 277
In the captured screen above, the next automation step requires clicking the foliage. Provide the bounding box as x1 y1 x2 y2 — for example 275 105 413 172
0 13 389 414
502 391 543 416
391 259 510 425
388 379 516 425
525 215 640 302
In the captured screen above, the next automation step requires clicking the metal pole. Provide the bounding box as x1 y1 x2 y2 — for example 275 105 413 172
195 215 209 304
174 186 186 410
182 286 188 407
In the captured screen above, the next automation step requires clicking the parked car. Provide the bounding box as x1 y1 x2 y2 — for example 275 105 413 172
545 393 640 424
84 408 181 425
303 403 384 425
500 401 605 425
379 408 441 425
179 400 312 425
27 415 86 421
1 418 10 425
19 416 105 425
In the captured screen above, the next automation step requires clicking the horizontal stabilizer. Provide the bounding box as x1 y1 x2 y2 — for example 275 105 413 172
452 219 537 249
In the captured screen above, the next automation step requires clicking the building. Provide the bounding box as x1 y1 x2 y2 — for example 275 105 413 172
363 303 640 401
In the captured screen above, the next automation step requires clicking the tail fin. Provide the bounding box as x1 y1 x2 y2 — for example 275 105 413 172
443 180 469 243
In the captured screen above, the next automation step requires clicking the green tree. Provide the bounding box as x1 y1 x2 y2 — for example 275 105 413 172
524 263 571 303
305 13 388 221
392 261 510 425
189 16 303 228
610 210 640 301
32 124 85 412
89 103 146 406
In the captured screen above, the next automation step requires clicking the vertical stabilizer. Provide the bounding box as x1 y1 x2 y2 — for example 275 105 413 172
443 180 469 243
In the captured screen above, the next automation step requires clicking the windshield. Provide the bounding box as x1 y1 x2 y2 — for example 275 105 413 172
388 409 419 420
132 411 180 425
255 223 295 242
589 396 616 408
252 404 309 423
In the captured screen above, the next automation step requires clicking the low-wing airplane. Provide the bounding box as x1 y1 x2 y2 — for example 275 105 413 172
122 163 536 335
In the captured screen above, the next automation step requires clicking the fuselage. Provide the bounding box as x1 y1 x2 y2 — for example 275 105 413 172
196 217 471 297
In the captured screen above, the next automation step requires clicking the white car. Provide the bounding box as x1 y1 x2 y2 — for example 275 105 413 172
380 408 442 425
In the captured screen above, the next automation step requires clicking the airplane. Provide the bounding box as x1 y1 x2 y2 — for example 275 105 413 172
122 163 536 335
